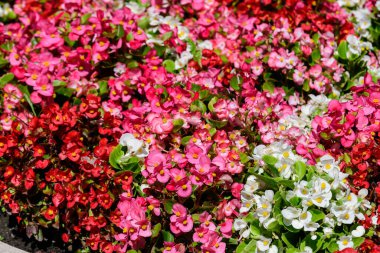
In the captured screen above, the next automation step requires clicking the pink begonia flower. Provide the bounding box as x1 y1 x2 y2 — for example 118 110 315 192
193 227 210 243
220 218 233 238
3 84 22 104
369 92 380 107
30 91 42 104
185 144 205 164
9 51 22 66
163 242 186 253
146 113 173 134
199 212 216 231
201 233 226 253
39 32 64 49
195 155 211 175
35 83 54 97
309 64 322 78
170 204 193 234
146 197 161 216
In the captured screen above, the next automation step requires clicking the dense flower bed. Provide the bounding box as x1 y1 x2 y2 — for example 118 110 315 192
0 0 379 252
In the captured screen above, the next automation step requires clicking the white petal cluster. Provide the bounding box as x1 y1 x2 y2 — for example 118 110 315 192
119 133 149 161
0 3 12 18
235 142 370 252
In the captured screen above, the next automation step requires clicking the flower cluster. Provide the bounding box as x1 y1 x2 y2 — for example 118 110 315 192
235 142 369 252
0 0 379 252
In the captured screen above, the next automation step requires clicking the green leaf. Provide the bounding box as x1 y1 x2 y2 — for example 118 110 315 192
56 87 75 97
230 76 242 91
127 60 139 69
262 155 277 166
249 220 261 236
99 80 108 96
239 152 250 164
18 85 36 116
209 127 217 136
338 40 348 60
190 100 207 114
80 13 92 24
281 232 298 248
52 80 66 87
126 32 134 42
162 230 174 242
263 82 275 93
353 237 365 248
289 197 301 206
173 118 184 132
137 17 149 29
109 145 123 169
208 97 218 112
191 83 201 91
120 157 140 172
311 49 321 63
253 173 279 190
181 136 192 145
163 200 174 214
0 57 8 68
64 36 76 47
294 161 306 180
162 31 173 41
327 240 338 252
312 33 320 44
163 59 175 73
302 79 310 92
0 73 14 88
236 239 256 253
151 223 161 238
309 209 325 222
206 118 228 129
116 25 125 39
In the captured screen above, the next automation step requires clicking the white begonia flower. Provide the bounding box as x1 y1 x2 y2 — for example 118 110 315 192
372 215 378 225
255 190 274 224
268 245 278 253
316 154 340 176
301 246 313 253
331 203 356 224
175 51 193 70
160 16 180 29
253 144 269 161
331 170 349 189
240 201 253 213
125 2 146 14
243 175 259 193
358 188 372 209
346 35 362 56
233 219 250 240
119 133 149 159
177 26 189 40
310 180 332 208
337 0 359 7
323 227 334 236
198 40 213 50
146 33 164 46
376 0 380 10
353 8 372 30
352 225 365 237
292 210 320 231
262 218 276 229
282 207 301 226
294 181 310 198
275 161 292 179
256 236 272 252
337 236 354 250
313 177 331 194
